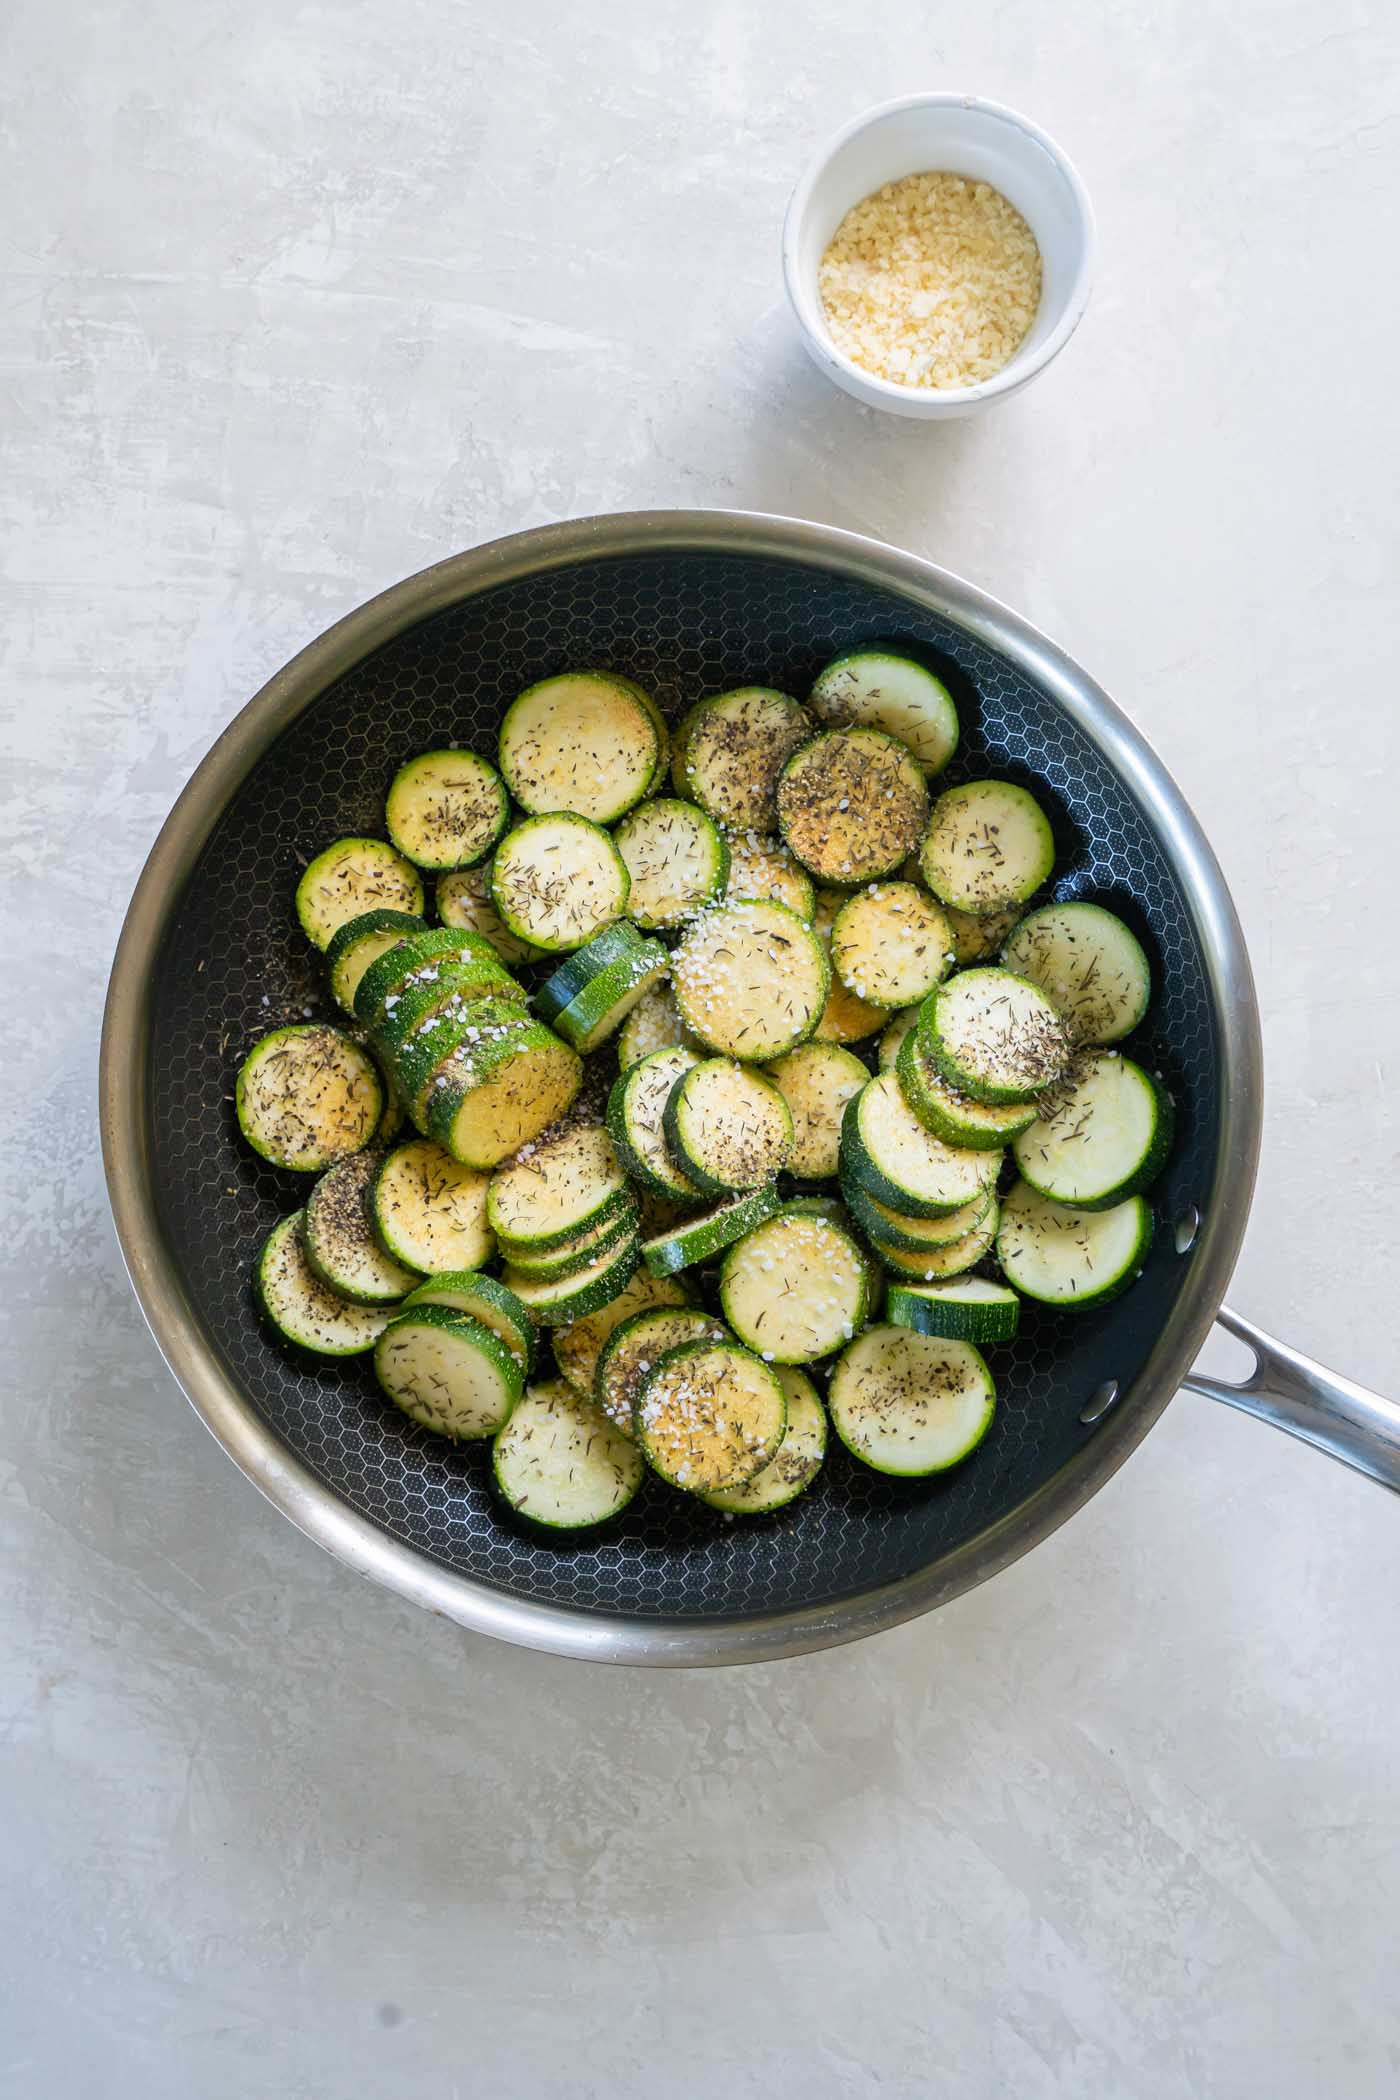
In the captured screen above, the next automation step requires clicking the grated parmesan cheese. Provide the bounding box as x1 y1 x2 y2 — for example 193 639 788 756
818 171 1041 391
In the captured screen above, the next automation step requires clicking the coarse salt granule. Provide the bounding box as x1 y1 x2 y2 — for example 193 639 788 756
818 171 1041 391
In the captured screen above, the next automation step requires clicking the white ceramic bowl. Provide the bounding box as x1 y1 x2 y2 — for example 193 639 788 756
783 94 1096 419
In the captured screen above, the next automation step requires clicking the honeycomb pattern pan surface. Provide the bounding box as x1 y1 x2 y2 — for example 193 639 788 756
141 538 1231 1634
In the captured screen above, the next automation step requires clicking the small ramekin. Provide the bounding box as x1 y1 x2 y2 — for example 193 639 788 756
782 94 1096 419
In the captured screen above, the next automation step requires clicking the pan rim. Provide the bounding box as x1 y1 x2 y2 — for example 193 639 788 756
99 508 1262 1666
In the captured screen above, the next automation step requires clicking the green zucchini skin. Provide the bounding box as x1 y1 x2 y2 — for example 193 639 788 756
996 1183 1155 1309
640 1183 784 1276
489 812 631 953
1012 1054 1175 1211
235 1025 384 1173
352 926 505 1031
400 1270 537 1375
325 909 429 1014
663 1058 794 1195
917 967 1071 1106
491 1378 645 1531
896 1025 1036 1149
886 1281 1021 1346
254 1212 393 1357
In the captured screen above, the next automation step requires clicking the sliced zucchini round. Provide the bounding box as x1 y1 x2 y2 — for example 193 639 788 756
840 1173 991 1254
676 686 812 831
392 994 531 1123
490 813 629 953
607 1044 705 1198
663 1058 793 1193
613 798 730 928
352 924 506 1031
719 1208 869 1363
436 863 543 964
919 780 1055 916
945 902 1022 966
808 648 959 775
384 749 509 871
671 898 829 1060
294 837 424 950
828 1327 995 1477
422 1015 582 1171
551 942 670 1054
594 1306 729 1438
887 1278 1021 1345
877 1006 920 1072
502 1234 641 1326
830 882 952 1008
236 1024 383 1172
634 1339 787 1493
400 1270 536 1375
722 830 816 920
997 1182 1154 1308
920 966 1072 1104
486 1118 629 1250
254 1212 392 1356
1000 902 1152 1045
374 1305 523 1440
810 888 887 1043
1013 1051 1174 1209
371 1136 494 1273
492 1378 645 1530
550 1267 690 1397
875 1200 1000 1280
616 977 696 1069
500 1197 639 1282
840 1071 999 1218
896 1025 1037 1149
498 669 664 822
763 1041 868 1181
535 924 644 1017
303 1150 420 1303
700 1368 827 1514
325 909 429 1014
372 958 525 1057
641 1182 783 1276
776 727 929 886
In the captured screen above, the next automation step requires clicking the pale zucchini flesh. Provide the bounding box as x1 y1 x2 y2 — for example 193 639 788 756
808 648 959 774
921 967 1072 1104
635 1339 787 1493
664 1058 793 1193
374 1305 522 1440
828 1327 995 1477
607 1045 705 1199
719 1209 868 1363
878 1006 921 1071
919 780 1054 917
325 909 429 1014
764 1041 868 1181
489 813 630 952
436 863 543 964
776 728 929 886
811 888 888 1043
371 1137 494 1273
613 798 729 928
701 1368 827 1514
1012 1051 1173 1208
487 1120 629 1248
830 882 952 1008
254 1212 392 1356
384 749 509 871
294 837 425 950
401 1270 536 1374
671 898 829 1059
304 1150 421 1303
996 1182 1154 1308
551 1268 690 1396
616 979 695 1069
723 830 816 920
1000 902 1152 1045
492 1379 645 1529
842 1071 999 1217
594 1306 729 1438
499 670 663 823
677 686 813 831
236 1025 383 1172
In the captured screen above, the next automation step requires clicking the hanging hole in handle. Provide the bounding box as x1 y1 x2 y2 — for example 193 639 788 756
1080 1378 1120 1425
1174 1205 1201 1254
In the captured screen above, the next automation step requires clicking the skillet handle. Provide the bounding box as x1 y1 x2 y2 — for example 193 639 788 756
1182 1305 1400 1493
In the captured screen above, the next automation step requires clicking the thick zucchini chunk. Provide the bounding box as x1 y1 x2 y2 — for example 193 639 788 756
421 1015 582 1170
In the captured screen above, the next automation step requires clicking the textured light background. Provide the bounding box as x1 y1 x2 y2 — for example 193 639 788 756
4 1 1400 2094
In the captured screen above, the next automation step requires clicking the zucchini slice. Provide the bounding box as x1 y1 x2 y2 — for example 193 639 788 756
594 1306 729 1438
436 863 543 964
996 1182 1154 1308
551 1267 691 1396
535 923 646 1019
763 1041 868 1181
372 959 526 1057
489 813 630 952
719 1208 869 1363
722 830 816 920
776 728 929 886
236 1024 383 1172
634 1339 787 1493
1000 902 1152 1045
945 902 1022 966
877 1006 920 1072
918 780 1055 916
840 1173 992 1254
896 1025 1037 1149
499 670 664 822
400 1270 536 1375
325 909 429 1015
671 898 829 1059
487 1119 629 1249
254 1212 392 1356
294 837 424 950
392 994 531 1123
616 978 696 1069
371 1136 494 1273
677 686 813 831
841 1072 999 1218
1013 1051 1174 1209
502 1235 641 1326
422 1015 582 1170
607 1044 705 1198
374 1305 523 1440
808 648 959 775
641 1183 783 1276
810 888 887 1043
501 1197 639 1282
830 882 953 1008
828 1327 995 1477
549 943 670 1055
887 1278 1021 1345
875 1200 1000 1280
613 798 730 928
663 1058 793 1193
492 1379 645 1530
384 749 509 871
303 1151 421 1303
701 1368 827 1514
920 967 1072 1104
352 925 507 1031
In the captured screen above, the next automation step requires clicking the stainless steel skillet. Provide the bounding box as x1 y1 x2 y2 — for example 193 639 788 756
99 511 1400 1666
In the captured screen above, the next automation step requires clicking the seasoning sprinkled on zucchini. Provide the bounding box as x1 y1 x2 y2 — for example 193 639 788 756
492 1379 645 1530
236 1024 384 1172
676 686 813 831
385 749 509 871
777 728 929 886
490 813 630 952
295 838 424 951
499 670 666 823
918 780 1054 917
809 648 959 775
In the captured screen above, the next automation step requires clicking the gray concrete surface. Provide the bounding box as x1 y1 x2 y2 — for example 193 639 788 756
4 1 1399 2093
